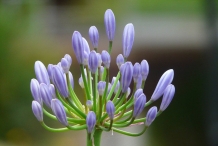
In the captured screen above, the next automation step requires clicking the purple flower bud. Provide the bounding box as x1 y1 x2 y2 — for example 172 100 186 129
83 51 89 66
32 101 43 122
89 26 99 48
97 53 102 67
141 60 149 80
61 58 69 73
116 54 124 69
121 62 133 93
126 87 131 98
72 31 84 64
134 88 143 100
39 83 53 108
88 50 98 74
133 63 141 82
83 37 90 54
122 23 134 58
97 81 106 96
145 106 157 126
51 99 68 126
52 66 68 97
47 64 54 81
86 100 93 109
104 9 116 41
136 75 142 89
86 111 96 133
49 84 57 99
30 79 42 104
133 94 146 118
99 66 104 76
160 84 175 111
68 71 74 89
101 50 111 69
151 69 174 101
78 77 84 88
106 101 115 120
34 61 50 85
64 54 72 66
107 83 112 96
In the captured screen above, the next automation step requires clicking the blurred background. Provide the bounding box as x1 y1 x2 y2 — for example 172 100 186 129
0 0 217 146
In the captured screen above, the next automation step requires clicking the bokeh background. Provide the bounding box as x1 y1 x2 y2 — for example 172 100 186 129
0 0 218 146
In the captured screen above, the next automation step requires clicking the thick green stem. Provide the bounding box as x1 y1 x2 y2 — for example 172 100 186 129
93 129 103 146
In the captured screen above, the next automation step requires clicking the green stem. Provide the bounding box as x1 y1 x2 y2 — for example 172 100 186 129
80 65 91 100
93 129 103 146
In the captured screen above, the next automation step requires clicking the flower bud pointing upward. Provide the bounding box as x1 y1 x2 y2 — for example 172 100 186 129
89 26 99 48
104 9 116 41
160 84 175 111
32 101 43 122
72 31 84 64
145 106 157 126
106 101 115 120
86 111 96 133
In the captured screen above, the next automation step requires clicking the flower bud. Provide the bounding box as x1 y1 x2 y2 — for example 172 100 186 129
101 50 111 69
30 79 42 104
106 101 115 120
145 106 157 126
99 66 104 76
116 54 124 69
64 54 72 67
78 76 84 88
68 71 74 89
136 75 142 89
134 88 143 100
97 53 102 67
83 37 90 54
72 31 84 64
47 64 54 81
32 101 43 122
51 99 68 126
86 100 93 109
86 111 96 133
52 66 68 97
40 83 53 108
160 84 175 111
133 94 146 118
97 81 106 96
133 62 141 82
104 9 116 41
49 84 57 99
126 87 131 98
34 61 50 85
122 23 134 58
141 60 149 81
89 26 99 48
61 58 69 73
151 69 174 101
107 83 112 96
121 62 133 93
88 50 98 74
83 51 89 66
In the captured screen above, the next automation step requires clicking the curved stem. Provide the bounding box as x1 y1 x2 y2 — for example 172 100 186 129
112 126 148 137
41 122 69 132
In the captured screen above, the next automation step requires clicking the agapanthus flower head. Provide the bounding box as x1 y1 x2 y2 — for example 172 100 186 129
88 50 98 73
104 9 116 41
116 54 124 69
141 60 149 81
133 93 146 118
151 69 174 101
39 83 53 108
133 62 141 82
122 23 135 59
121 62 133 93
51 99 68 126
32 101 43 122
72 31 84 64
101 50 111 68
160 84 175 111
145 106 157 127
89 26 99 48
106 101 115 120
86 111 96 133
35 61 50 85
30 79 42 104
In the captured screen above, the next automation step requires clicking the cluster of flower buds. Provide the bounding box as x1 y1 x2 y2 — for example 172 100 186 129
30 9 175 143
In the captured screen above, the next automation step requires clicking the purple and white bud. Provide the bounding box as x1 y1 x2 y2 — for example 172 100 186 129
83 37 90 54
64 54 72 67
116 54 124 69
99 66 104 76
126 87 131 98
47 64 54 81
145 106 157 126
97 53 102 67
79 77 84 88
133 63 141 82
88 50 98 74
133 94 146 118
72 31 84 64
106 101 115 120
83 51 89 66
61 58 70 73
49 84 57 99
111 77 120 94
51 99 68 126
35 61 50 85
86 100 93 109
134 88 143 100
89 26 99 48
122 23 135 58
97 81 106 96
160 84 175 111
136 75 142 89
121 62 133 93
39 83 53 108
68 71 74 89
32 101 43 122
151 69 174 101
52 66 68 97
86 111 96 133
101 50 111 69
104 9 116 41
141 60 149 81
30 79 42 104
